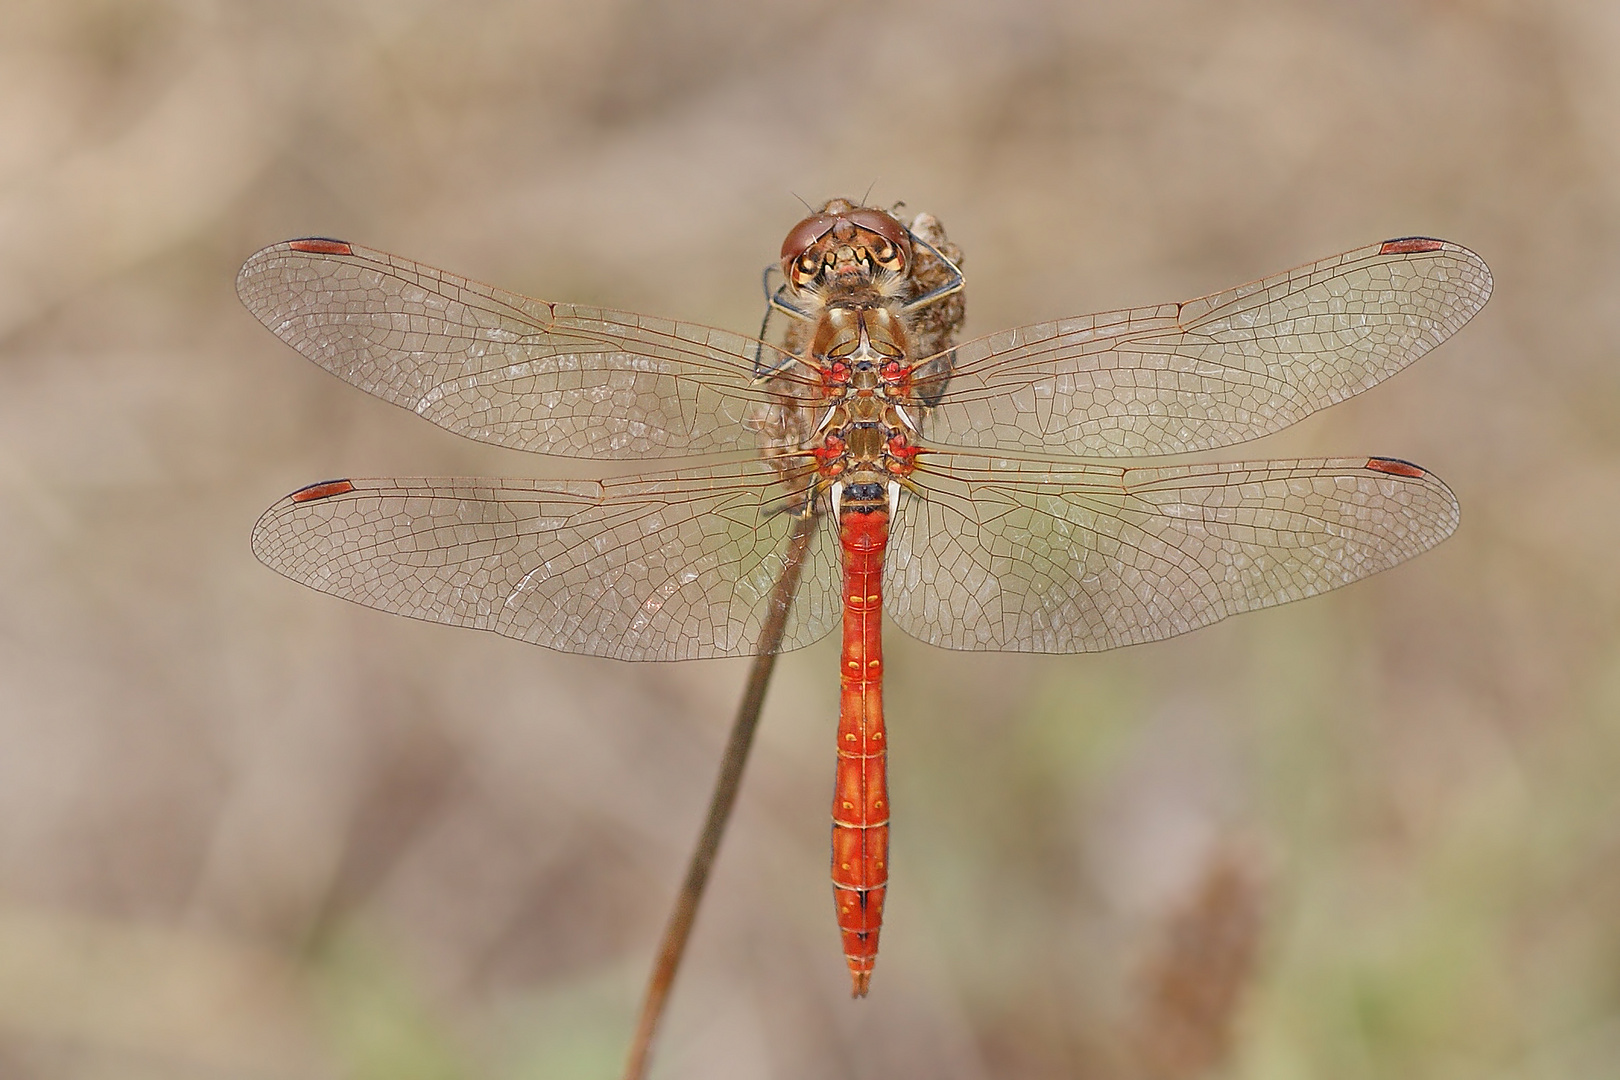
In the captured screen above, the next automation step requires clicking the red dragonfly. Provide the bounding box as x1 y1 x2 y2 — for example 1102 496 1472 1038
239 202 1490 996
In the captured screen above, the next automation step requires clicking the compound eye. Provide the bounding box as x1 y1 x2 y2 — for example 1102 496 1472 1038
781 213 837 265
843 209 912 267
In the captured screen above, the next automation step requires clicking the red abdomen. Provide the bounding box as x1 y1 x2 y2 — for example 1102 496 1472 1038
832 508 889 996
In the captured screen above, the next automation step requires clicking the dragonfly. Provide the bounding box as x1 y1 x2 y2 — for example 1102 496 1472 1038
239 201 1490 996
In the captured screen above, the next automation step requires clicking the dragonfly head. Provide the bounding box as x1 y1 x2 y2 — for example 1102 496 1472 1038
781 201 911 295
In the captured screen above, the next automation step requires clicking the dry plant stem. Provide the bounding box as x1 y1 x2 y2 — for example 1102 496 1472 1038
622 511 820 1080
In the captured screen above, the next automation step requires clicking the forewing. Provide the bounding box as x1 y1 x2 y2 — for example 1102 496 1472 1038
237 239 814 459
887 454 1458 652
251 466 840 661
918 238 1490 455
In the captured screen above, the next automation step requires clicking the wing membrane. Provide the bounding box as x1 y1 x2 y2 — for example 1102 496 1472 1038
251 464 840 660
918 239 1490 455
889 454 1458 652
237 240 817 460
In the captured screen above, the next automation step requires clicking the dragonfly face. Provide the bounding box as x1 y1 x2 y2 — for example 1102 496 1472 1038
240 200 1490 995
781 205 913 294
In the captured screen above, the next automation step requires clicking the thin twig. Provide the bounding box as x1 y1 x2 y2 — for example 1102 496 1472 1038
622 512 820 1080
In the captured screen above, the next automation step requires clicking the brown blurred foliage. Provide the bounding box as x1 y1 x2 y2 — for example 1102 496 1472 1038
1127 847 1265 1080
3 1 1619 1078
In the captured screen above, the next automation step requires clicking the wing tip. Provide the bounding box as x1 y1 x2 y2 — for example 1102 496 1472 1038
237 238 357 305
1375 235 1492 316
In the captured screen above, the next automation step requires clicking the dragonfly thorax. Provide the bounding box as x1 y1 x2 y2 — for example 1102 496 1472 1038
806 300 923 521
812 304 907 363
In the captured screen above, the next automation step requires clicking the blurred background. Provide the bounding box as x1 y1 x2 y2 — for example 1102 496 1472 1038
3 1 1618 1077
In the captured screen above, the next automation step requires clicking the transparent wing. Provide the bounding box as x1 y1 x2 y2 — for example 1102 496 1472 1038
888 454 1458 652
250 465 840 661
237 239 818 460
916 238 1490 455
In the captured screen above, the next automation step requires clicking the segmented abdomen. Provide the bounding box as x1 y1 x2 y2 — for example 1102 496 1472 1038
832 508 890 997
